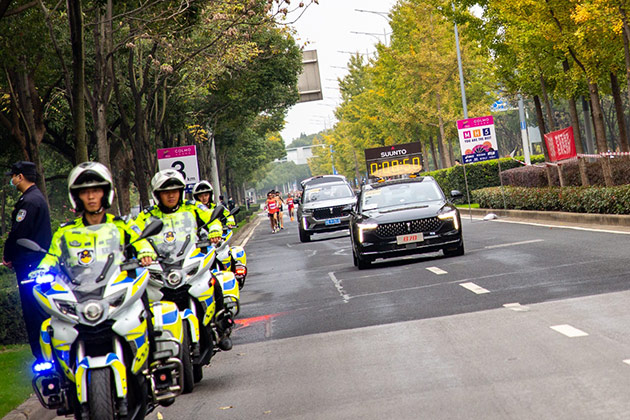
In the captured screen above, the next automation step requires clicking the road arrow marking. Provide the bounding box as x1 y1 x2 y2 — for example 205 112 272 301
550 324 588 338
460 282 490 294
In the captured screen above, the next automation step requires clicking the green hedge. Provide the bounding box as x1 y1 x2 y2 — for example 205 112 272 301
472 185 630 214
422 155 545 195
0 268 27 345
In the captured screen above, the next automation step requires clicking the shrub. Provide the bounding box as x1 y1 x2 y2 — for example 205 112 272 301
422 155 546 194
472 185 630 214
0 268 26 345
501 157 630 187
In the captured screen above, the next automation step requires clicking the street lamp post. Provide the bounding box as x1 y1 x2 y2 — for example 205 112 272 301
354 9 390 46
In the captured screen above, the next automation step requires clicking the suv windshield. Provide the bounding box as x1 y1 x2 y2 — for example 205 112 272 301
361 181 443 210
304 184 354 203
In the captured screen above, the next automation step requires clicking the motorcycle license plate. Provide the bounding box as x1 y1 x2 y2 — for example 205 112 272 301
396 233 424 245
325 218 341 226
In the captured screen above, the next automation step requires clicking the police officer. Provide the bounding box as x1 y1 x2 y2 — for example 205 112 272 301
2 161 52 359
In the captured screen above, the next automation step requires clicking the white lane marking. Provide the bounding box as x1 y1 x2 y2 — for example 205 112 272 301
550 324 589 338
334 248 350 256
328 272 350 303
239 216 263 247
460 282 490 294
426 266 448 275
487 218 630 235
484 239 544 249
623 360 630 366
286 243 293 248
503 302 530 312
306 250 318 257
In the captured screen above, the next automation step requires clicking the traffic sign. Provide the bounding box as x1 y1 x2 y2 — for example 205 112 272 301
157 145 200 192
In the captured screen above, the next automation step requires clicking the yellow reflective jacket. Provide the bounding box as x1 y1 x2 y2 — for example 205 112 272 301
135 200 222 235
38 213 156 269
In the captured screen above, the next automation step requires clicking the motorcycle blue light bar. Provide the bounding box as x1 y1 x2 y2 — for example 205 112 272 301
33 361 54 373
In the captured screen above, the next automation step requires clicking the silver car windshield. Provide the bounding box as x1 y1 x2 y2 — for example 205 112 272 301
149 211 197 262
362 182 443 210
304 184 353 203
58 223 123 292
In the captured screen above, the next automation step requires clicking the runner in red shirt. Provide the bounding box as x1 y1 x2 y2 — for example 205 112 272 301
286 194 295 221
265 191 279 233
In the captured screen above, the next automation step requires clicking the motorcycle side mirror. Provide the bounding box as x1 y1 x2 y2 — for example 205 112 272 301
139 219 164 239
450 190 463 199
230 206 240 216
210 204 224 222
17 238 48 254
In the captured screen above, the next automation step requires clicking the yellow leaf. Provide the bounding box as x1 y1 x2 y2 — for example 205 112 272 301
219 406 234 410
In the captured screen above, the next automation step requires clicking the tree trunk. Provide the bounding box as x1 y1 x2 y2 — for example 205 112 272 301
436 92 452 168
67 0 88 163
619 7 630 109
435 131 445 170
428 135 438 171
578 157 589 186
610 72 629 152
539 73 556 132
533 95 550 161
562 59 584 154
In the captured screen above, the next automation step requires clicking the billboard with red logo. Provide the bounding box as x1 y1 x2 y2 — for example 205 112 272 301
543 127 576 162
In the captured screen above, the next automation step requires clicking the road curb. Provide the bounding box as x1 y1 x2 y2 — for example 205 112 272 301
233 213 263 246
1 395 55 420
460 207 630 227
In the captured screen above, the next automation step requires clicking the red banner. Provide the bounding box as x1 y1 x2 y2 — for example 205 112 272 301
544 127 577 162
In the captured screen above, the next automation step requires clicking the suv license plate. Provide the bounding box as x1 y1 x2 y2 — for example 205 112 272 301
325 218 341 226
396 233 424 245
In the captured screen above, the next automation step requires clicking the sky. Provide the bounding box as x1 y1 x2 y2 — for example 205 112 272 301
280 0 399 144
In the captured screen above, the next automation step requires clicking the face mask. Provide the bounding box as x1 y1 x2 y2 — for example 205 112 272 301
8 177 17 189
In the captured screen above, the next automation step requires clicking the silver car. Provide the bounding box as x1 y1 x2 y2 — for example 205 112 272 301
298 180 356 242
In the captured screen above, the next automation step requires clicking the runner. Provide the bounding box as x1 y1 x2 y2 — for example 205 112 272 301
275 191 285 230
286 194 295 221
265 191 279 233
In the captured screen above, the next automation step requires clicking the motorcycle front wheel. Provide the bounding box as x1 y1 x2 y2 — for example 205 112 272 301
181 320 195 394
87 368 115 420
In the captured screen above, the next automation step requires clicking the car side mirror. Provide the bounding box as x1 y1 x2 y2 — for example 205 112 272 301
451 190 463 199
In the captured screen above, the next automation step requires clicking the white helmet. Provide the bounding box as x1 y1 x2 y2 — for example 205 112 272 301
67 162 115 211
192 180 213 203
151 169 186 204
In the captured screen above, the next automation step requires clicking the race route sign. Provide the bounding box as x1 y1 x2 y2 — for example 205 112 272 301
544 126 576 162
364 142 423 178
457 116 499 164
157 145 200 192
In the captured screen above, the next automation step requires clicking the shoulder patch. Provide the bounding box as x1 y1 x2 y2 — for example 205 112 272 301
16 209 27 222
130 224 142 235
196 203 209 211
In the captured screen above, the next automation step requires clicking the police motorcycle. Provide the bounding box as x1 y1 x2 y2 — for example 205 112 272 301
19 219 185 420
211 206 248 291
144 205 233 393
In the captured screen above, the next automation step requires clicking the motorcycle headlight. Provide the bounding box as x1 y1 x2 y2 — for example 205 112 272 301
357 223 378 243
55 301 77 318
438 208 459 230
83 301 104 322
166 271 183 287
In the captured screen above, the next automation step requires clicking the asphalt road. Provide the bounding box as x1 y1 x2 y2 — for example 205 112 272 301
48 212 630 419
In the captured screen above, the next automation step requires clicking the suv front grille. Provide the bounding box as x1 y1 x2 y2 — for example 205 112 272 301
312 205 347 220
376 217 443 237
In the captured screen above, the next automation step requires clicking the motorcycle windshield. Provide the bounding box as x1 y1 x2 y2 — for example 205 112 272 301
58 223 123 293
150 212 197 264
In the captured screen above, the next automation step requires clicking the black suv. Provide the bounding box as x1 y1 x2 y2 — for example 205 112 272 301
350 176 463 269
297 175 356 242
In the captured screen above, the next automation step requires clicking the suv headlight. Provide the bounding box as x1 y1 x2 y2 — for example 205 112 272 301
438 208 459 230
357 223 378 243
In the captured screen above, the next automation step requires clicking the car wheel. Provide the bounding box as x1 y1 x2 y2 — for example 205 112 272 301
299 226 311 243
443 241 465 257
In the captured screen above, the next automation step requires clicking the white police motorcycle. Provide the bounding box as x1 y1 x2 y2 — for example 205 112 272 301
20 220 184 420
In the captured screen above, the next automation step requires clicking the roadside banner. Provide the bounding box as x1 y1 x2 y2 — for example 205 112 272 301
157 145 200 192
457 116 499 164
544 127 576 162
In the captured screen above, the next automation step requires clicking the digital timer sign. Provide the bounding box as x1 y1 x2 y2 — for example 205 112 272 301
364 142 423 178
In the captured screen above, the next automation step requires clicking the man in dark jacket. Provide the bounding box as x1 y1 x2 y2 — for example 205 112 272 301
2 161 52 359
